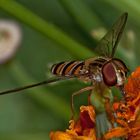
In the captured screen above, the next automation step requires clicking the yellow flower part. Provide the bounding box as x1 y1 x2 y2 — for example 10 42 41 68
50 105 96 140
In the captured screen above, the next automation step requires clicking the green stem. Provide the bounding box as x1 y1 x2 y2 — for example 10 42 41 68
106 0 140 25
0 0 94 59
59 0 103 33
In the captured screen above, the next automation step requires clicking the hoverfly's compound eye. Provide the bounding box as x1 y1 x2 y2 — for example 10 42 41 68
102 62 117 86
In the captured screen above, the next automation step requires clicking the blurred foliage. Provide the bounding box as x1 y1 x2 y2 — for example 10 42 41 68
0 0 139 140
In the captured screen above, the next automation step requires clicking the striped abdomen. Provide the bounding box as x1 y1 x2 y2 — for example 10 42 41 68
51 61 84 76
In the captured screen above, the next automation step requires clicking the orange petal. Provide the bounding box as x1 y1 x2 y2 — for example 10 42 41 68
80 105 95 129
125 67 140 96
50 130 96 140
50 105 97 140
50 131 75 140
103 127 129 139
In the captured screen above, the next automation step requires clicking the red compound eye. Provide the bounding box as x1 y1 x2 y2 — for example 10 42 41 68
102 62 117 86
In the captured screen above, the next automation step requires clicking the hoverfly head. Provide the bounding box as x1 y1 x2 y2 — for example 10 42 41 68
102 58 128 87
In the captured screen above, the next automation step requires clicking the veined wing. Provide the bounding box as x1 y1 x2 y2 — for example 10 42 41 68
94 12 128 57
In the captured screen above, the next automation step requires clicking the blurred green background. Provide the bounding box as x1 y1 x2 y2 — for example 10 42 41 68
0 0 139 140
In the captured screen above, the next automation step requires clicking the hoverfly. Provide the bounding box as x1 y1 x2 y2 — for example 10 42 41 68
0 13 128 114
51 12 128 88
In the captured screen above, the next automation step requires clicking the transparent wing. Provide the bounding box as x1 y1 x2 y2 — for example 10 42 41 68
94 12 128 57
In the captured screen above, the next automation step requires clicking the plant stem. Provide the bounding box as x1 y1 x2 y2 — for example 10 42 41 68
59 0 103 33
0 0 94 59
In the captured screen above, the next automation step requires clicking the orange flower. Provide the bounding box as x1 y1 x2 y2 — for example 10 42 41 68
104 67 140 140
50 105 96 140
103 127 130 140
124 67 140 99
124 67 140 122
50 67 140 140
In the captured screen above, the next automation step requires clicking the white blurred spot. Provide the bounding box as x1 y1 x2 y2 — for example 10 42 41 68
0 20 21 64
127 30 135 42
90 27 106 41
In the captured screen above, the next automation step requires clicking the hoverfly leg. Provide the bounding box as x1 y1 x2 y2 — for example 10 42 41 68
88 92 92 105
104 97 115 128
119 85 125 96
70 86 93 119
